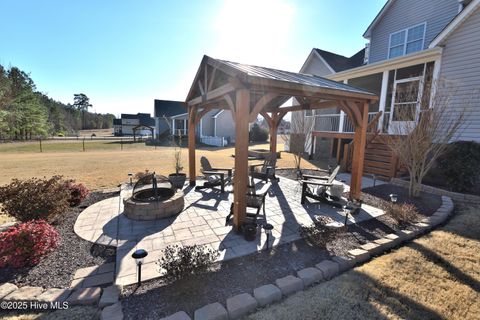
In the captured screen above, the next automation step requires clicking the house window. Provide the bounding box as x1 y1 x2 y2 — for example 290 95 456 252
305 110 314 117
388 23 426 59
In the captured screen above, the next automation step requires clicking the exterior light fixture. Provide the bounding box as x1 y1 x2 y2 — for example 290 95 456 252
128 173 133 186
262 223 274 250
389 194 398 203
343 202 355 226
131 249 148 286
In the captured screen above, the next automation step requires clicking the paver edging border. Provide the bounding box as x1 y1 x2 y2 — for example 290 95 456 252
0 283 123 319
161 196 454 320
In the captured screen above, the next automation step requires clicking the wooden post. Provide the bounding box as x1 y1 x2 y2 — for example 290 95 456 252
269 118 278 155
350 102 369 200
188 107 197 186
233 89 250 231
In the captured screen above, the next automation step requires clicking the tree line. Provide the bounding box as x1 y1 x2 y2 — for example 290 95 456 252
0 64 115 140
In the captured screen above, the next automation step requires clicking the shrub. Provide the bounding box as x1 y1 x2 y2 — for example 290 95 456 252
437 141 480 193
0 220 59 268
382 202 419 227
64 180 89 206
249 123 269 142
157 244 219 280
0 176 70 223
299 216 344 248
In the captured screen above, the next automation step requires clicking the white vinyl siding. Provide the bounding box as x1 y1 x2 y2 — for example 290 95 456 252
388 23 426 59
369 0 458 63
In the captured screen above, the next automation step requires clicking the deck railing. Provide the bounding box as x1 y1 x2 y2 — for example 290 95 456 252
313 112 390 133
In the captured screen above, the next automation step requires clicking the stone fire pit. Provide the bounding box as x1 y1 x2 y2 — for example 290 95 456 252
123 173 184 220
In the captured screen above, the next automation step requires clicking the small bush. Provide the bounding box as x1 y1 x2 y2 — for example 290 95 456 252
382 202 419 227
0 220 60 268
249 123 269 142
299 217 344 248
64 180 89 206
157 244 219 280
0 176 70 223
437 141 480 193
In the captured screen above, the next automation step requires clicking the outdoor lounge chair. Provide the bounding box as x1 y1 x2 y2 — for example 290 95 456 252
195 156 233 193
225 178 272 226
300 165 343 207
249 154 278 182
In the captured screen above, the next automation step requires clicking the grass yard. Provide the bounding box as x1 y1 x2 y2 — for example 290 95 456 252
248 205 480 320
0 141 320 190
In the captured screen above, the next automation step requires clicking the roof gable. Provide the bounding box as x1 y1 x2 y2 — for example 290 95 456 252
154 100 187 118
429 0 480 47
363 0 396 39
314 48 366 72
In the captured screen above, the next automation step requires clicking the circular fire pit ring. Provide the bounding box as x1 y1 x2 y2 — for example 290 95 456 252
123 173 185 220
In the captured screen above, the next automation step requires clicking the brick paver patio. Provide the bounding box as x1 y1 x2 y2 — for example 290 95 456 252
74 175 384 286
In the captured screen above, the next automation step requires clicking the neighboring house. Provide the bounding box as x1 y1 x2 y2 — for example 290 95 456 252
114 113 155 137
294 0 480 178
154 99 235 146
154 100 187 138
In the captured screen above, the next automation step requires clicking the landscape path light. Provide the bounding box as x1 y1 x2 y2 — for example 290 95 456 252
343 202 355 226
389 193 398 203
128 173 133 186
262 223 274 250
131 249 148 286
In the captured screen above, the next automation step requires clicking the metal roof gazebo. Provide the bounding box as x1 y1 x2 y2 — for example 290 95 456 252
186 55 378 231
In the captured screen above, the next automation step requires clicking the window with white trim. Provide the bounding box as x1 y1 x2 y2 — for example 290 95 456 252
388 23 426 59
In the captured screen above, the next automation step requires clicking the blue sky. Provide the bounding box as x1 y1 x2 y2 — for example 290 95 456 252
0 0 385 116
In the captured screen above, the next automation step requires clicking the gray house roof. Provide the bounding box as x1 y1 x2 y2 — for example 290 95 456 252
154 100 186 118
217 58 374 96
314 48 366 72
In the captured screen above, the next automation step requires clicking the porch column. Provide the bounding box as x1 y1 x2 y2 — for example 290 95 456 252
350 102 369 200
188 108 196 186
233 89 250 231
378 70 389 132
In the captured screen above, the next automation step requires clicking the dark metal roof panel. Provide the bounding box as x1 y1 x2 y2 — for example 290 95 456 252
217 59 375 96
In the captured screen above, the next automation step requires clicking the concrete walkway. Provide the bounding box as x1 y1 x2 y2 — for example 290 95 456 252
74 176 384 286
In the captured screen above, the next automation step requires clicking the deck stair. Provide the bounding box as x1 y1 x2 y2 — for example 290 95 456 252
344 112 400 180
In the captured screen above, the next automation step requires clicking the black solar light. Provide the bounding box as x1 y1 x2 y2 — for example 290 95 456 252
343 202 355 226
131 249 148 286
128 173 133 186
389 193 398 203
262 223 274 250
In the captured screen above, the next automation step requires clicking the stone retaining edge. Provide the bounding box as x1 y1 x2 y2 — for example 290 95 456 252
160 196 455 320
390 177 480 204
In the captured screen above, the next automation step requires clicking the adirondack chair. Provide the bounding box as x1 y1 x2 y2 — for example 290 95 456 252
225 177 272 226
195 156 233 193
249 154 278 182
300 165 343 207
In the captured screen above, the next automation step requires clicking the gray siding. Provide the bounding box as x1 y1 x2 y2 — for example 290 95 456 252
439 6 480 142
215 110 235 141
199 110 216 137
302 55 333 76
369 0 458 63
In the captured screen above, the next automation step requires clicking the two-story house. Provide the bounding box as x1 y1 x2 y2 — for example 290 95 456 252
154 99 236 146
295 0 480 179
114 113 155 137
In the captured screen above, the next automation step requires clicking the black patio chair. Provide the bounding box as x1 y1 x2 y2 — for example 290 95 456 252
225 178 272 226
249 154 278 182
300 165 343 207
195 156 233 193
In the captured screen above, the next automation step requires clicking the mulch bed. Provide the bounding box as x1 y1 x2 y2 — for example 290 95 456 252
121 171 443 319
0 191 117 288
